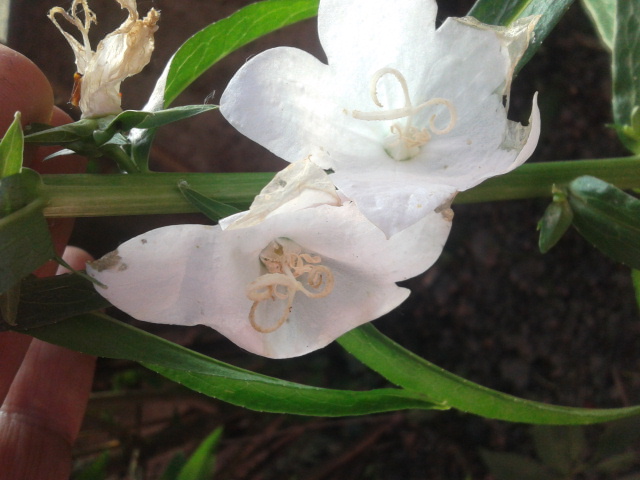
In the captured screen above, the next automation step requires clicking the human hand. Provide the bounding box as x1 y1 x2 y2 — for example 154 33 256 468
0 44 94 480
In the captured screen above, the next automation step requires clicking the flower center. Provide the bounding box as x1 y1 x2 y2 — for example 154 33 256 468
351 67 457 161
245 238 334 333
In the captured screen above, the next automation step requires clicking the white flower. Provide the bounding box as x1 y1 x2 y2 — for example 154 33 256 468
86 162 452 358
49 0 159 118
220 0 540 237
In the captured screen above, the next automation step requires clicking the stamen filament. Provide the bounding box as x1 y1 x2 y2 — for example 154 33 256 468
246 239 334 333
350 67 457 160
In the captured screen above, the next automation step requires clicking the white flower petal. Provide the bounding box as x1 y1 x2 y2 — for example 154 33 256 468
331 172 457 237
221 0 539 236
318 0 437 85
220 47 383 166
88 202 452 358
224 159 340 230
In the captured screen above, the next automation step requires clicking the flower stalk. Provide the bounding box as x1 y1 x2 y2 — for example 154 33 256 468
38 157 640 218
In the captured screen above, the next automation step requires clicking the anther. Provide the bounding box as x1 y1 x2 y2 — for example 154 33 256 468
246 239 334 333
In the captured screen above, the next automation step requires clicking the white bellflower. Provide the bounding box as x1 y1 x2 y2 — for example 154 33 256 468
220 0 540 236
87 162 452 358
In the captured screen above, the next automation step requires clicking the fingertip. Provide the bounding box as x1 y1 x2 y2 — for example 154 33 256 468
56 246 94 274
0 44 54 131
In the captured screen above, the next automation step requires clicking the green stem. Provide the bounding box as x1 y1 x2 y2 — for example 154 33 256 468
39 156 640 217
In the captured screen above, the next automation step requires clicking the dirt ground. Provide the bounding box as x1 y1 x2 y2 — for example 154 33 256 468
8 0 640 478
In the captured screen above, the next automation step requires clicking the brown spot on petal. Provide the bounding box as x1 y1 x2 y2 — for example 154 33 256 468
87 250 122 272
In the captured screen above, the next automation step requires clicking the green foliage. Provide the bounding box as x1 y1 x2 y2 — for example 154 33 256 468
132 0 319 168
469 0 575 71
178 181 241 222
469 0 533 25
482 420 640 480
538 189 574 253
160 454 188 480
0 177 53 295
338 324 640 425
175 427 222 480
162 0 320 107
72 452 109 480
581 0 615 50
26 313 444 417
24 106 216 173
0 272 108 331
633 269 640 311
568 176 640 269
612 0 640 153
0 112 24 179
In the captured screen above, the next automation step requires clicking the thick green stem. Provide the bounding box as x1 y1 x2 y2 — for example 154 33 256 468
39 157 640 217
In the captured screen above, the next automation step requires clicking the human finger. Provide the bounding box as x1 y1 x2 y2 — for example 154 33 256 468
0 247 95 480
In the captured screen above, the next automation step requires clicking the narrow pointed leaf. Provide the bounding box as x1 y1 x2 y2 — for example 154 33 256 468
469 0 575 71
568 176 640 269
0 112 24 178
178 181 241 222
26 313 444 416
633 269 640 310
162 0 319 107
469 0 532 25
23 119 100 145
612 0 640 152
109 106 218 132
0 169 53 296
338 323 640 424
2 273 109 331
0 199 53 295
176 427 222 480
581 0 615 51
538 198 574 253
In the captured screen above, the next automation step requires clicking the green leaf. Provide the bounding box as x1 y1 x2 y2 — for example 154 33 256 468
26 313 443 416
480 450 561 480
531 425 586 475
0 112 24 178
0 197 53 295
581 0 615 51
568 175 640 269
178 181 241 222
538 193 574 253
0 168 42 217
132 0 318 169
633 269 640 311
108 106 218 131
1 273 109 332
469 0 575 71
338 323 640 424
23 119 100 145
160 453 188 480
176 427 222 480
612 0 640 152
72 452 109 480
163 0 319 107
469 0 533 25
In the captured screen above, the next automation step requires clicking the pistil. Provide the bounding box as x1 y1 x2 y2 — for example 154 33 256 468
352 67 457 161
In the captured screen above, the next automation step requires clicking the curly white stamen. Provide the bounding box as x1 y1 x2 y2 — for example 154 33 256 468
351 67 457 160
246 239 334 333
